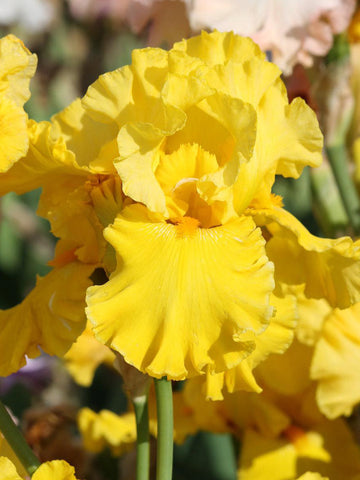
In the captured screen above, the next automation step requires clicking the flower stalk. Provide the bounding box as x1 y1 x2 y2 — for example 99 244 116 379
326 144 360 235
133 394 150 480
0 399 40 476
154 377 173 480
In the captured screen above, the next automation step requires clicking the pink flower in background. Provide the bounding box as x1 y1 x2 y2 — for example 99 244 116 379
126 0 191 46
188 0 356 73
67 0 130 22
68 0 191 45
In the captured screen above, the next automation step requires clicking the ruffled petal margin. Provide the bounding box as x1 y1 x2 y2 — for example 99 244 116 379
252 206 360 308
0 262 93 376
86 204 274 380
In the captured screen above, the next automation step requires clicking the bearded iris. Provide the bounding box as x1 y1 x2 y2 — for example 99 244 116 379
2 30 360 389
83 31 324 382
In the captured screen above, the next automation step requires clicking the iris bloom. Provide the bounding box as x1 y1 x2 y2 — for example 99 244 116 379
2 31 360 386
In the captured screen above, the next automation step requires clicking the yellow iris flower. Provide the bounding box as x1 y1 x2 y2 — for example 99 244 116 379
83 30 358 382
1 30 360 386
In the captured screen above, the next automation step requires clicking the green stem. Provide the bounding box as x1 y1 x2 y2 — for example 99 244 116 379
326 144 360 235
310 160 349 236
133 394 150 480
0 399 40 476
154 377 173 480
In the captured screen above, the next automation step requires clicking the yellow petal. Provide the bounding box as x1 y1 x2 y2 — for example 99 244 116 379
0 97 28 172
239 418 360 480
257 286 331 396
0 120 85 196
257 338 313 397
78 408 136 456
311 303 360 419
51 98 119 173
0 457 22 480
32 460 78 480
163 50 213 111
82 65 134 124
274 97 323 178
205 57 281 106
0 432 27 479
0 262 93 376
0 34 37 105
173 30 264 66
64 322 115 387
165 92 255 167
115 102 186 214
205 289 297 399
293 285 331 347
184 376 290 438
254 206 360 308
296 474 329 480
87 204 274 380
39 179 106 265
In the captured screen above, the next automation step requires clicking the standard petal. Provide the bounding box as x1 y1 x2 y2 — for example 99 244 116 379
0 262 93 376
51 98 119 173
0 34 37 105
86 204 274 380
173 30 264 66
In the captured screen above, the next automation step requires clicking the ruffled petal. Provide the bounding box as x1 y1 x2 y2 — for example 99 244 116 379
115 102 186 214
0 262 93 376
311 303 360 419
0 35 37 105
0 35 36 173
253 206 360 308
205 57 281 107
0 120 85 196
173 30 264 66
39 180 106 265
82 65 134 124
86 204 274 380
51 98 119 173
32 460 78 480
205 289 297 399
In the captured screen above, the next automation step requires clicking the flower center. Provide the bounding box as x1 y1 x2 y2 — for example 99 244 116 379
168 216 200 236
